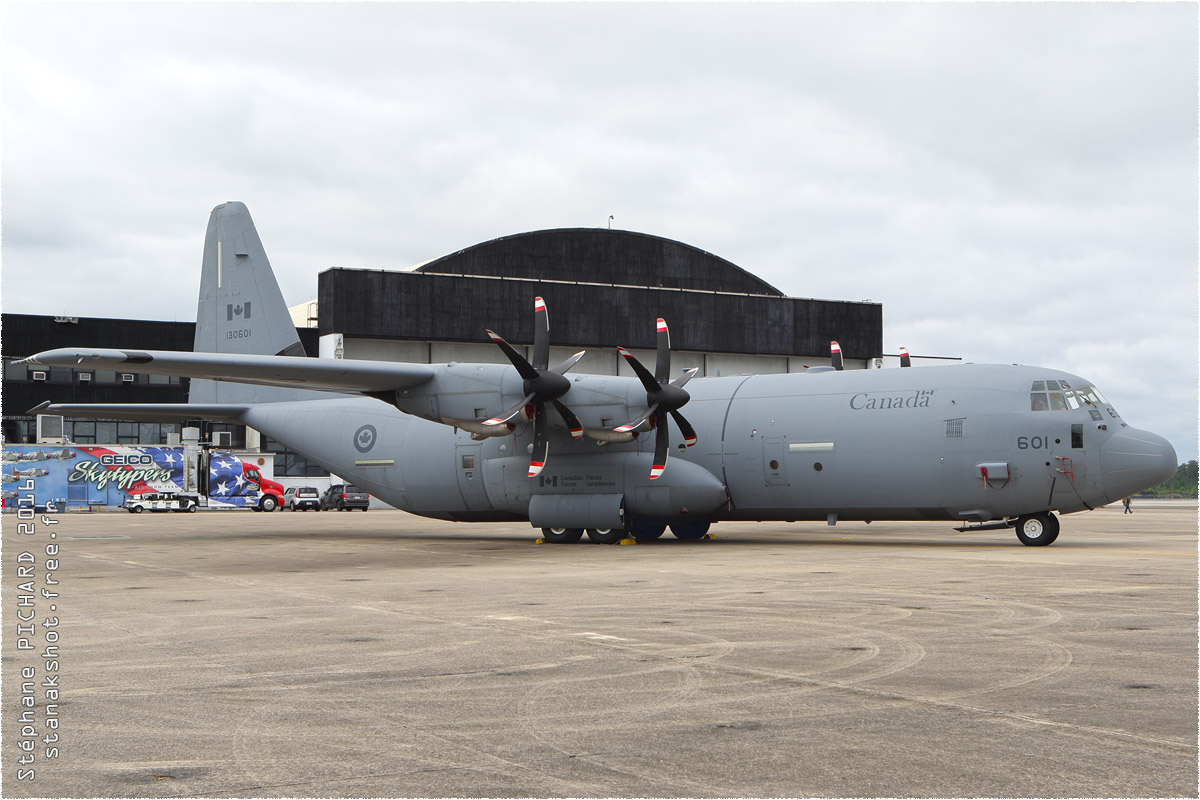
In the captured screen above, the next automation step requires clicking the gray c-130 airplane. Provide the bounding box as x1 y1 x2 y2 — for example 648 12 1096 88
21 202 1177 545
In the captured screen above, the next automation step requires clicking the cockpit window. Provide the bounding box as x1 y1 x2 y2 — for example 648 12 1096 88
1030 381 1111 413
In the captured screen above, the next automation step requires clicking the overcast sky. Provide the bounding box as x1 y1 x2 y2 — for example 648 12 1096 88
2 2 1197 462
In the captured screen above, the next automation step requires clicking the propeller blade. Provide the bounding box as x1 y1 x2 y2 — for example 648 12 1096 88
614 403 660 434
899 347 911 368
551 350 586 375
650 413 669 479
655 318 671 385
830 340 844 371
482 392 536 426
550 399 584 439
528 407 548 477
486 330 539 381
669 409 698 447
532 296 550 371
617 346 661 392
671 366 699 390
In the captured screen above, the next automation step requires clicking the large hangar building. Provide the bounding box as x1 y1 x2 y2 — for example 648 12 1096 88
313 228 882 376
3 224 887 480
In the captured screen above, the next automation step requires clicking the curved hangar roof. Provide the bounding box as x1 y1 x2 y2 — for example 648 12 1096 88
414 229 784 297
317 228 881 359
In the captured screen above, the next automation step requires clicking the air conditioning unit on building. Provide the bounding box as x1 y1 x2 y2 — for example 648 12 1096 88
79 372 92 382
213 431 232 447
32 371 47 381
166 432 182 445
121 373 135 383
36 414 65 444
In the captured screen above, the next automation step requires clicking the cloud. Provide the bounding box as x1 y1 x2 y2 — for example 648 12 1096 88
2 2 1196 460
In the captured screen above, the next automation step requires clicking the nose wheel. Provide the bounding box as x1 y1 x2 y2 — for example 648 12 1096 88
1015 512 1060 546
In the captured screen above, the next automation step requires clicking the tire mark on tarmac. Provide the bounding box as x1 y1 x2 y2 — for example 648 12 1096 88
75 550 1195 763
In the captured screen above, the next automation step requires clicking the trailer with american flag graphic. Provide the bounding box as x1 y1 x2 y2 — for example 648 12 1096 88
0 444 285 512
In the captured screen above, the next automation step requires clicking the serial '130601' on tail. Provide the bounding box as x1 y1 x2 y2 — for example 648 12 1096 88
21 202 1177 545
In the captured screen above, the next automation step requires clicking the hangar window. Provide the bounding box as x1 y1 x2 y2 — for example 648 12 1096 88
70 421 96 444
262 435 329 478
117 422 139 445
4 360 27 381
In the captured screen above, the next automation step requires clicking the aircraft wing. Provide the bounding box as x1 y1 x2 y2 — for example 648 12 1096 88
25 401 252 423
18 348 436 394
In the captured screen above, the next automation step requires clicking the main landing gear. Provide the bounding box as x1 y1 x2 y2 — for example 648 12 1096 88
1015 512 1060 546
539 520 713 545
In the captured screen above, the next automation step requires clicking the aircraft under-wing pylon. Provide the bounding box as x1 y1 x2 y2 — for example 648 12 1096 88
21 203 1177 545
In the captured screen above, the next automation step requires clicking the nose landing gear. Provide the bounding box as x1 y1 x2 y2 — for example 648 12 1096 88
1015 512 1060 546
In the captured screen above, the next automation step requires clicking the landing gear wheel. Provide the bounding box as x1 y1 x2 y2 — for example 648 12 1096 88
630 520 666 541
1015 512 1059 546
586 527 626 545
541 527 584 544
669 520 710 540
260 495 278 512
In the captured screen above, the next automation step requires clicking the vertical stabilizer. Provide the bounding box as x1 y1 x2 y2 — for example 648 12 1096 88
190 202 311 403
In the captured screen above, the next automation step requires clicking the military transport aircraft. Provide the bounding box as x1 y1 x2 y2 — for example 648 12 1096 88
20 203 1177 545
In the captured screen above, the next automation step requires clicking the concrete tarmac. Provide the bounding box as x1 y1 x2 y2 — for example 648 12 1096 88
2 501 1196 797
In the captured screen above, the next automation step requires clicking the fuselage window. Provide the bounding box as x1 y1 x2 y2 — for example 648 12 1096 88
1071 424 1084 448
1030 392 1049 411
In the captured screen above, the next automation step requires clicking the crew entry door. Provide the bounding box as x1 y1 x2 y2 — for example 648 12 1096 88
455 444 490 509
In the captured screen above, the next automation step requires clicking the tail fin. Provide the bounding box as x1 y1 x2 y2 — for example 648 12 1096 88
190 202 310 403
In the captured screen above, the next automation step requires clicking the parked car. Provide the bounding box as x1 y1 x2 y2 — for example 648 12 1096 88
321 484 370 511
283 486 322 511
124 493 196 513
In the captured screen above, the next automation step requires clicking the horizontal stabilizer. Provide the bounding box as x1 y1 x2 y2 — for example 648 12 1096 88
18 348 436 395
25 402 251 424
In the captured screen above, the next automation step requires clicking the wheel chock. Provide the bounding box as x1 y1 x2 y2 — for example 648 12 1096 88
704 533 717 540
618 537 637 546
534 538 546 544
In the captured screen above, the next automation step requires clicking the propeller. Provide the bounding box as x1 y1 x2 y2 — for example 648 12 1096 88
613 318 699 479
830 340 844 371
481 296 585 477
899 347 911 368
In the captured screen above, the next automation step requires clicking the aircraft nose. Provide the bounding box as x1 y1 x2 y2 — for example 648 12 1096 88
1100 427 1177 502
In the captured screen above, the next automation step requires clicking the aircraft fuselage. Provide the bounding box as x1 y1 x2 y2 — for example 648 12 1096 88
240 362 1172 528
